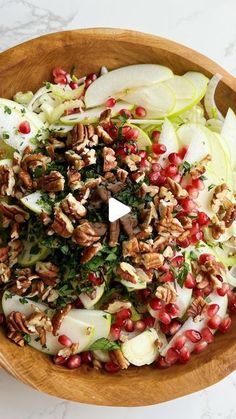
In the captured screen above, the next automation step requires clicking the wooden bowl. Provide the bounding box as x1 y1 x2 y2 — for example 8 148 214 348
0 28 236 406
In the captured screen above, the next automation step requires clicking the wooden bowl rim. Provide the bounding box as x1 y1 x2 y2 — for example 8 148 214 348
0 28 236 406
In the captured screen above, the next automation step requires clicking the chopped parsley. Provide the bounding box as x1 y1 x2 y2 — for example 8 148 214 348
4 106 11 115
208 184 216 191
23 334 31 344
181 161 192 175
19 297 29 305
177 262 190 287
89 338 120 351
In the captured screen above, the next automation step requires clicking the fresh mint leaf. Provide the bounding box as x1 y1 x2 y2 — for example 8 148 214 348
89 338 120 351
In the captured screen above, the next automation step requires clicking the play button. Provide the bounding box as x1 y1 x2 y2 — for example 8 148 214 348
108 198 131 222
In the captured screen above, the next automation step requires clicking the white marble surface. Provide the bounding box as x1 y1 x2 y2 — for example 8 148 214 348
0 0 236 417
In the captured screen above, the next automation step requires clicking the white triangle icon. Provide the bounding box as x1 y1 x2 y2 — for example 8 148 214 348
108 198 131 222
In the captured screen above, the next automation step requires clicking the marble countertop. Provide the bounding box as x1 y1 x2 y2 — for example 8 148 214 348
0 0 236 418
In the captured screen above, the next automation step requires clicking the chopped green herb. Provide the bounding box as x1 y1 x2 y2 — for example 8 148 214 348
177 262 190 287
2 132 9 140
4 292 13 300
23 334 31 344
45 81 51 89
4 106 11 115
19 297 29 304
200 175 207 181
60 244 70 255
181 161 192 175
208 184 216 191
189 251 198 261
89 338 120 351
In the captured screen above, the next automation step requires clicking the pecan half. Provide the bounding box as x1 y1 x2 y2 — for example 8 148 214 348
21 153 50 172
120 214 135 238
122 237 140 258
116 168 128 183
187 297 207 320
0 202 29 224
109 220 120 247
109 349 129 369
9 267 38 295
51 206 74 238
60 193 86 221
7 311 30 335
67 168 82 191
103 147 117 172
140 202 158 227
96 125 113 145
72 221 101 247
38 171 65 192
65 150 85 170
0 164 15 196
51 304 72 336
125 154 141 171
141 253 164 269
116 262 139 284
71 123 88 148
99 108 111 126
18 170 33 189
105 300 132 314
155 283 177 304
80 243 102 264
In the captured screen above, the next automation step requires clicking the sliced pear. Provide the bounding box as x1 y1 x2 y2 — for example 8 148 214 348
18 240 50 267
20 191 51 214
121 83 176 118
221 108 236 169
0 158 12 167
126 123 152 150
69 309 111 343
177 123 210 163
49 123 73 135
60 101 134 125
158 118 179 165
0 141 15 159
164 75 196 116
85 64 173 108
2 292 94 355
79 283 105 309
0 98 46 153
121 328 159 366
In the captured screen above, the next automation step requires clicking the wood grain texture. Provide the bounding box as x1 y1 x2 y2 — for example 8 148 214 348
0 28 236 406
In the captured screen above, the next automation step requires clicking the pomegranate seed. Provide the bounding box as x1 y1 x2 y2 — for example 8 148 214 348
149 171 160 185
116 308 132 320
53 355 67 365
155 356 170 369
159 311 171 325
122 126 139 140
54 75 67 84
192 178 205 190
19 121 31 134
0 313 5 325
217 283 229 296
119 108 132 119
197 211 209 226
219 317 232 333
66 354 81 369
186 185 199 199
74 297 84 308
150 297 163 310
114 318 126 328
180 198 196 212
190 221 200 235
207 304 220 317
104 361 120 373
165 303 179 316
143 316 155 328
160 271 175 283
81 351 93 364
194 288 205 297
69 82 79 90
169 319 182 335
159 262 170 273
171 255 184 267
139 288 151 300
134 320 146 332
203 285 212 296
176 238 190 248
161 323 171 334
109 126 118 139
178 146 188 159
124 319 135 332
116 147 127 158
185 329 202 343
173 173 182 183
106 97 116 108
87 272 103 285
156 175 167 186
179 347 190 363
207 315 221 329
152 130 161 142
201 327 214 343
190 231 203 244
138 150 148 159
52 67 67 78
164 164 178 178
229 297 236 314
174 335 187 350
194 341 208 353
168 152 182 166
152 143 167 155
135 106 146 117
165 348 179 365
85 73 97 87
184 273 196 289
125 143 138 154
58 334 72 347
110 324 121 340
199 253 215 264
152 162 161 172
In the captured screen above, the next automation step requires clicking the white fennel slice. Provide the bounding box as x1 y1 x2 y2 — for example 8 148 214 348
121 328 159 366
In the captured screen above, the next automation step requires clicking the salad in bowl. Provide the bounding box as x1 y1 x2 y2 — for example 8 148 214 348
0 63 235 373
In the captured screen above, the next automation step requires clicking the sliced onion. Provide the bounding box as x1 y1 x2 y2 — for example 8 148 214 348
204 73 224 121
27 86 49 111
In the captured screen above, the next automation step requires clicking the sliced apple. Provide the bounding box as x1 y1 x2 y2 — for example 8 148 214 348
85 64 173 108
60 101 134 125
79 283 105 309
2 292 94 355
20 191 51 214
0 98 46 153
121 83 176 118
69 309 111 343
121 328 159 366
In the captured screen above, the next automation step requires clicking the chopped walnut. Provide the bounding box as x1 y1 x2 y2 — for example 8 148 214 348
80 243 102 264
192 256 225 292
211 215 226 240
58 343 80 358
141 253 164 269
67 168 82 190
110 349 129 370
122 237 140 258
117 262 139 284
224 202 236 228
0 202 29 224
0 262 11 283
51 304 72 336
10 223 20 240
39 211 52 226
72 221 100 246
65 150 85 170
137 183 159 198
116 168 128 182
103 147 117 172
211 183 228 213
21 153 51 173
131 171 145 183
60 193 86 221
38 171 65 192
109 220 120 247
27 307 52 345
190 154 211 179
155 283 177 304
82 149 97 166
157 216 185 238
51 205 74 238
187 297 207 320
166 177 188 199
140 202 158 227
0 164 15 196
8 239 22 267
9 267 38 295
125 154 141 171
96 125 113 144
99 108 111 126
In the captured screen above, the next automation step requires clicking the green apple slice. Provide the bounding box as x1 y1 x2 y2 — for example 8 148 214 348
221 108 236 169
60 101 134 125
158 118 179 165
121 83 176 118
2 292 94 355
18 240 50 267
69 309 111 343
79 283 105 309
20 191 51 214
126 123 152 150
121 328 159 366
161 291 228 356
85 64 173 108
0 98 46 153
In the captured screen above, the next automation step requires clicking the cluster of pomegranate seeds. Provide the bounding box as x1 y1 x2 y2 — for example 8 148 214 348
52 67 68 85
85 73 97 88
